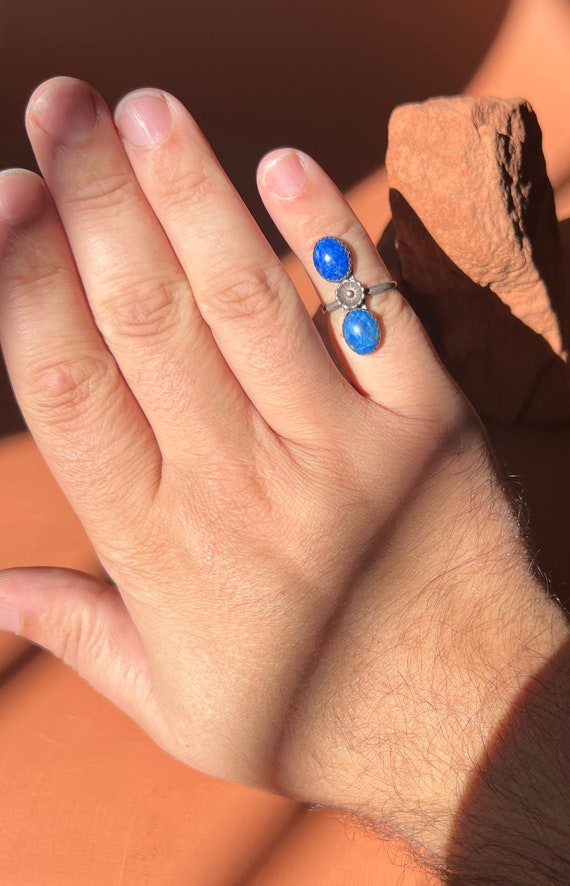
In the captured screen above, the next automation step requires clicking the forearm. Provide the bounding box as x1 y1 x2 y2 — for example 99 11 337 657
278 442 570 881
444 630 570 884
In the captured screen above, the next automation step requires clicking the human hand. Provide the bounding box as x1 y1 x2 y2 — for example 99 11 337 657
0 78 567 869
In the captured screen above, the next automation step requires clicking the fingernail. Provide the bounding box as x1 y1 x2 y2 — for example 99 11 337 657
261 150 307 198
0 600 20 634
0 170 45 224
115 91 172 147
30 79 98 144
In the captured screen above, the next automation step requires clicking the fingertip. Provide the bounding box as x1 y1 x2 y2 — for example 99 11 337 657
114 88 173 148
26 76 94 127
258 148 309 199
0 169 46 226
26 77 101 146
27 75 82 108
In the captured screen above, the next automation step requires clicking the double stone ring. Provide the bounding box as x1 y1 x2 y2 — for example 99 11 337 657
313 236 397 355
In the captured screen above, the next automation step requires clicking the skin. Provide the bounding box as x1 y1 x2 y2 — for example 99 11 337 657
0 77 568 880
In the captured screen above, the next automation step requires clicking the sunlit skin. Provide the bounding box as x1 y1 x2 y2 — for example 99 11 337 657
0 78 568 878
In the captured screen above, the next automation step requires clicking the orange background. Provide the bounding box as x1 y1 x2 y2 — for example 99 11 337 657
1 0 569 882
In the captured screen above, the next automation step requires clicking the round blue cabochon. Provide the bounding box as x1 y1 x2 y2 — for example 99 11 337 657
313 237 352 282
342 309 381 354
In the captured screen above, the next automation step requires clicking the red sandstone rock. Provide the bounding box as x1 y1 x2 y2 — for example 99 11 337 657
384 96 570 424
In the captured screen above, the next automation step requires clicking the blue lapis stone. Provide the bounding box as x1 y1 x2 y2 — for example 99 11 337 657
342 309 381 355
313 237 352 282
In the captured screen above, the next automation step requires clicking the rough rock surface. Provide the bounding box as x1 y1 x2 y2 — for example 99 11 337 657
384 96 570 424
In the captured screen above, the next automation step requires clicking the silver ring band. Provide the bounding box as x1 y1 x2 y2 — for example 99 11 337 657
322 279 398 314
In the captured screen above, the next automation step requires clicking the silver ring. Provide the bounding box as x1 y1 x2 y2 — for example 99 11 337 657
313 236 397 356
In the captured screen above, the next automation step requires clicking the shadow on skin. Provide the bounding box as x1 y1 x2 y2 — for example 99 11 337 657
445 638 570 883
379 195 570 608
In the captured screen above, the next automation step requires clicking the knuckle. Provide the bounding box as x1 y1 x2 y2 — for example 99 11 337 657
103 276 188 342
333 218 365 249
67 169 140 213
161 157 217 214
300 214 363 254
29 352 118 428
59 604 104 674
205 263 288 324
4 256 75 310
58 609 88 670
201 263 298 375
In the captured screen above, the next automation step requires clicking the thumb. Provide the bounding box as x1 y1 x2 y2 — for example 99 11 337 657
0 567 158 730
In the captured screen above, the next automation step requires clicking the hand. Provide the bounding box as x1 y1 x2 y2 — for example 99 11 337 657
0 78 567 872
